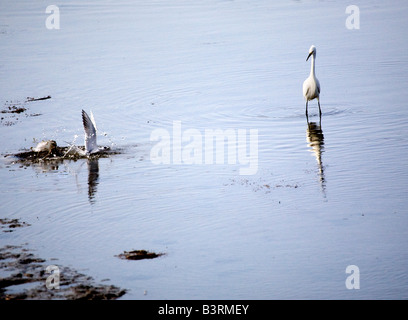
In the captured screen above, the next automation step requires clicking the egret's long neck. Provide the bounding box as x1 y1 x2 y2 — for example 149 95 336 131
310 54 316 77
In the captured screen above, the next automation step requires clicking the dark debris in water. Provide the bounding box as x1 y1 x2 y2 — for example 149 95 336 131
0 218 127 300
1 105 27 114
1 96 50 126
226 177 300 194
0 246 127 300
0 218 31 233
5 146 121 165
14 147 68 161
116 250 165 261
26 96 51 102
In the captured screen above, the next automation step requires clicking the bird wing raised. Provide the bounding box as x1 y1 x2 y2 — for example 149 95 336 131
82 109 98 153
90 110 98 133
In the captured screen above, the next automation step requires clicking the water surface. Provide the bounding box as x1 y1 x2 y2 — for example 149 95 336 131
1 0 407 299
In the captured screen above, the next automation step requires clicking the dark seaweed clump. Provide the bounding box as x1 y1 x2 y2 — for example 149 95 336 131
116 250 165 261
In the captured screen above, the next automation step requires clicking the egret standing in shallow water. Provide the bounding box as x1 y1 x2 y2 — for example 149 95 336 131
303 45 321 116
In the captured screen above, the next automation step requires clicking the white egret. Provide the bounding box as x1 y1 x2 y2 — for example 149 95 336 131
303 45 321 116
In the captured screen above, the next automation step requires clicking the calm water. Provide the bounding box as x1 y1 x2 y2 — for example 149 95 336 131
1 0 407 299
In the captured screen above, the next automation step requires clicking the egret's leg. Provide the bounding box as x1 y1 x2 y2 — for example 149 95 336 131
305 101 309 116
318 98 322 116
318 111 322 128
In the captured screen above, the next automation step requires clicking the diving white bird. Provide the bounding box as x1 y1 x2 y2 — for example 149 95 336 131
82 109 100 155
303 45 321 116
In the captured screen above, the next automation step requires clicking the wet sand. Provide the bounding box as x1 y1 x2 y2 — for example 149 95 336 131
0 218 126 300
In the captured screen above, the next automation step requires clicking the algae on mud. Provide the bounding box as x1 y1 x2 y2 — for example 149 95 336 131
0 219 127 300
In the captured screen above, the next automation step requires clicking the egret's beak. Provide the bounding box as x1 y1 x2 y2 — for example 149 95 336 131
306 52 313 61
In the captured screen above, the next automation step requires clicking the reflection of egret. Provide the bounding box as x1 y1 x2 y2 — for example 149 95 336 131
303 45 321 116
306 116 326 195
87 158 99 204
